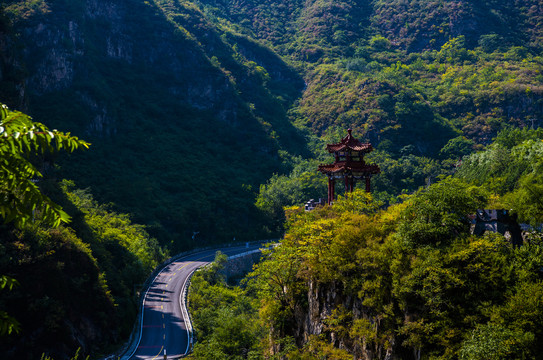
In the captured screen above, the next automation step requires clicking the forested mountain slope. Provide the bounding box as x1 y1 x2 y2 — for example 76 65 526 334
1 0 305 249
0 182 166 359
217 0 543 228
2 0 543 244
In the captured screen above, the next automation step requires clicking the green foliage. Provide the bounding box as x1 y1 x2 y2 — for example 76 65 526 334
455 128 543 224
502 173 543 226
0 103 89 228
369 149 443 196
198 251 228 286
478 34 505 53
255 161 326 234
56 181 166 341
4 0 308 248
0 103 88 351
247 197 400 355
493 127 543 149
436 36 470 64
246 240 306 338
260 30 543 229
460 278 543 358
0 275 20 336
6 0 543 358
286 334 353 360
60 180 164 273
0 180 165 358
40 348 90 360
369 35 391 51
8 0 543 247
393 235 516 357
439 136 475 159
398 177 488 247
459 323 533 360
189 254 263 360
0 225 117 358
332 189 380 215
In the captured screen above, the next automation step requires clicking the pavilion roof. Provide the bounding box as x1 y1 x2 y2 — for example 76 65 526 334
326 129 373 153
318 162 381 175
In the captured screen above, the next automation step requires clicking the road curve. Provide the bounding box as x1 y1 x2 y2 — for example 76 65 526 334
126 244 263 360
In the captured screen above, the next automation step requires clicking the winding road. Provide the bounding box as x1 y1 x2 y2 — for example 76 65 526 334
124 243 264 360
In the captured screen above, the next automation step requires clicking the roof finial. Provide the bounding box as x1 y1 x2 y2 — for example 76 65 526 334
347 128 352 137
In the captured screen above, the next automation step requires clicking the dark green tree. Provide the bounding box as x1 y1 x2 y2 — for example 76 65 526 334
0 276 19 336
0 103 88 339
398 177 487 247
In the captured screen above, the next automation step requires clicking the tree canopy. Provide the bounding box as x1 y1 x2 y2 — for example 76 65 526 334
0 103 89 228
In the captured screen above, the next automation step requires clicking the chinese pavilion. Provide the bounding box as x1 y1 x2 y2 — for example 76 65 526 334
318 129 380 205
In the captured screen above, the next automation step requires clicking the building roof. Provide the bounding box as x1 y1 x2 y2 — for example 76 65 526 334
326 129 373 153
475 209 510 222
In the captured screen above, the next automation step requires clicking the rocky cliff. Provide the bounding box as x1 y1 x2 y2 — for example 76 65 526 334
291 279 397 359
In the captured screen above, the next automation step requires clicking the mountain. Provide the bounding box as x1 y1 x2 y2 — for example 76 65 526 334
190 0 543 153
2 0 543 246
1 0 306 249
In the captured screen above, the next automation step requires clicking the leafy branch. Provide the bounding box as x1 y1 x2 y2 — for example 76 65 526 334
0 103 90 228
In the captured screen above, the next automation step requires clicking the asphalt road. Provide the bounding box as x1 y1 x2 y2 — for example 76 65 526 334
126 244 263 360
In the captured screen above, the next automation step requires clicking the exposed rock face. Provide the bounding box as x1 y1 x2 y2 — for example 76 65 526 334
4 0 304 140
292 280 396 360
2 0 300 143
79 93 116 136
12 0 237 134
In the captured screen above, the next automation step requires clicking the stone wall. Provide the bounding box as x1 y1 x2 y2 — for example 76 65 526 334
224 249 262 281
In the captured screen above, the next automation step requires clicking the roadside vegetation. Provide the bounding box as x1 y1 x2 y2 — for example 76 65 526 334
188 252 264 359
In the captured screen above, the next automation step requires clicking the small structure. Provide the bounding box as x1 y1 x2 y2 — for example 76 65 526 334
304 198 326 211
318 129 380 205
472 209 523 246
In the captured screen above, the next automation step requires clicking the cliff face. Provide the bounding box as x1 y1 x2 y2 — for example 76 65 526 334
14 0 247 131
293 280 395 360
1 0 305 247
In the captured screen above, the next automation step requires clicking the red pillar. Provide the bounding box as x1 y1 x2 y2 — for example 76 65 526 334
365 177 371 192
328 178 337 205
327 178 332 205
330 179 335 204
